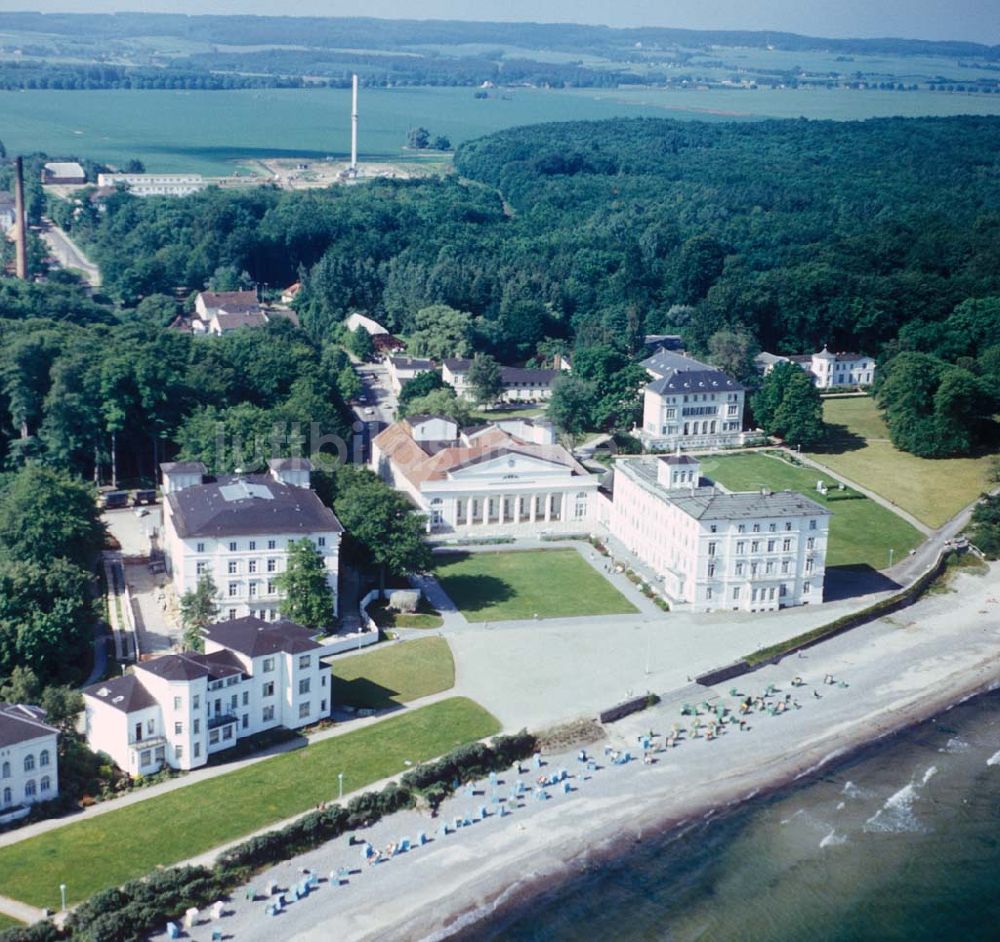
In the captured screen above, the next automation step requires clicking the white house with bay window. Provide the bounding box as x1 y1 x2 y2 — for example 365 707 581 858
161 458 342 622
371 415 598 536
608 455 830 612
0 704 59 816
83 616 331 777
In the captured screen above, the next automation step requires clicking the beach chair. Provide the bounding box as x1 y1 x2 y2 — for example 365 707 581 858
499 804 509 816
489 771 498 786
210 900 224 920
462 814 473 827
454 816 464 829
212 932 223 942
562 780 572 794
465 782 475 797
418 831 428 846
246 886 256 901
439 823 449 838
479 805 488 819
166 923 180 940
400 837 411 852
533 753 543 769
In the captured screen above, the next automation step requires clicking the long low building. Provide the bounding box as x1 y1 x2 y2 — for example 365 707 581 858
96 173 206 197
607 454 830 612
441 358 561 404
371 415 598 535
83 616 331 776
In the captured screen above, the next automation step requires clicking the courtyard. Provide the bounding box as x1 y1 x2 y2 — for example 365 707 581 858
433 548 639 622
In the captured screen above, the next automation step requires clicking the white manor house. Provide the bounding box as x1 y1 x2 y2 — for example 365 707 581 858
605 454 830 613
161 458 342 621
83 616 332 776
756 346 877 389
638 349 752 452
0 704 59 816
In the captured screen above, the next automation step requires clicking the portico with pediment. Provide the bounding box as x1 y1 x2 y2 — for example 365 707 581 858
371 416 598 537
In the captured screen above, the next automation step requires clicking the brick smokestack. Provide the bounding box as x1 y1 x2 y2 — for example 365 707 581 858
13 156 27 280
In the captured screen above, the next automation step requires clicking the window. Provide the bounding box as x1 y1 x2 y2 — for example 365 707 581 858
174 722 183 735
299 655 311 669
23 755 34 772
765 561 774 575
321 674 327 687
767 540 775 552
228 582 238 598
140 749 151 766
736 541 745 554
1 761 8 779
262 681 274 697
24 779 36 798
229 541 238 552
267 558 277 573
709 524 717 533
263 657 275 673
193 719 200 734
707 563 716 577
249 540 256 551
248 559 257 574
267 539 276 550
737 524 746 534
228 560 238 575
222 727 233 740
781 560 790 574
242 691 249 706
196 542 205 553
803 581 812 593
299 678 311 695
175 745 184 760
263 706 275 722
751 541 760 553
267 581 276 595
752 524 760 533
299 702 311 719
706 587 713 600
39 750 50 768
732 587 740 600
242 714 249 729
1 787 10 806
147 719 155 735
807 537 815 550
230 694 238 710
249 582 258 598
806 558 814 573
785 522 792 532
809 520 817 531
735 562 744 575
318 536 326 547
707 542 717 557
321 700 327 713
194 743 201 758
196 561 209 575
192 695 200 709
769 523 776 533
782 538 791 552
209 730 220 745
228 608 237 620
173 696 182 709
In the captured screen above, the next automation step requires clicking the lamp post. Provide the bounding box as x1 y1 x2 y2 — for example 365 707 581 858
338 772 344 800
60 883 67 912
888 547 894 569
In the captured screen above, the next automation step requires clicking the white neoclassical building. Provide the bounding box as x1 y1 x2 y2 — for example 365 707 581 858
83 616 332 776
161 458 342 622
0 704 59 816
638 349 749 451
372 415 598 536
608 455 830 612
756 347 876 389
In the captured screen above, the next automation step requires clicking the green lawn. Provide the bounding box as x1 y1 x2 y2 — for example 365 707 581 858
332 637 454 709
372 599 444 630
808 397 994 528
434 548 638 621
0 915 24 932
699 453 923 570
0 697 498 910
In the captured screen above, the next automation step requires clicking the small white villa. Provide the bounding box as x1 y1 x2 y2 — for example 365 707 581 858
756 347 876 388
0 704 59 816
371 415 598 535
83 616 332 776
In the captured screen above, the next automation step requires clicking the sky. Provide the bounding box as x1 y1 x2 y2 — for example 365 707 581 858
0 1 998 45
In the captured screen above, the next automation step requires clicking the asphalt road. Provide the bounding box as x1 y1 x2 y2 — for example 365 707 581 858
39 218 102 287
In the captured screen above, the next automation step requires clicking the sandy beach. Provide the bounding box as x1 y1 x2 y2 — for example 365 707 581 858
159 563 1000 942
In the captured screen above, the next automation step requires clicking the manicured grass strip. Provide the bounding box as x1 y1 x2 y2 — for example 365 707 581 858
809 397 993 528
332 637 455 709
434 548 638 621
700 453 923 570
0 697 499 910
0 914 24 932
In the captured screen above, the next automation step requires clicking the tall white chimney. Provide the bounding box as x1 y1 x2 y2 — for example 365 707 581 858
351 74 359 170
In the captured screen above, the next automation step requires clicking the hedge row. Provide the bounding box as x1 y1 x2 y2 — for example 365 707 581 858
1 732 537 942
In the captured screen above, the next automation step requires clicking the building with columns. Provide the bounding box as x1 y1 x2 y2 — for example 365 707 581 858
638 349 750 451
371 416 598 536
607 454 830 612
161 458 342 621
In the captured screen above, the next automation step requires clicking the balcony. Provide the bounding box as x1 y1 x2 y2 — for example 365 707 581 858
207 712 238 730
128 734 167 749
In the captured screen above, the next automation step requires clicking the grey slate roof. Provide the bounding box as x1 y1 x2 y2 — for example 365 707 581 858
641 349 714 376
268 457 313 472
443 358 558 385
647 369 745 395
0 703 58 747
137 650 244 683
659 454 700 466
202 616 322 657
83 675 158 714
618 458 829 522
161 461 208 475
166 473 342 539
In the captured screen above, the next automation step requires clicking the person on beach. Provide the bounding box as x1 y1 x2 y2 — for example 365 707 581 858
814 689 822 699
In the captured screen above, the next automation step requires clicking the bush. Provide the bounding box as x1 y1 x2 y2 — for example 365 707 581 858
0 923 62 942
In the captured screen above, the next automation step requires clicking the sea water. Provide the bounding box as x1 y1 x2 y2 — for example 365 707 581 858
456 690 1000 942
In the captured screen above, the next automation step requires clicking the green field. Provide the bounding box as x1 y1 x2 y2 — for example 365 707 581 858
0 915 23 932
809 397 994 529
434 548 638 621
699 453 923 570
0 697 498 910
3 84 1000 175
333 637 454 709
